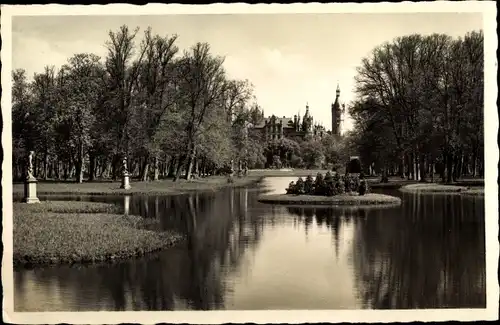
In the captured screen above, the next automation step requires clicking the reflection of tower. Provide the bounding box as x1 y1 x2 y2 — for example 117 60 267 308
331 84 344 136
332 215 341 260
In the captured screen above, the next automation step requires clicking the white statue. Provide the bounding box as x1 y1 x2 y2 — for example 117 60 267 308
27 151 34 178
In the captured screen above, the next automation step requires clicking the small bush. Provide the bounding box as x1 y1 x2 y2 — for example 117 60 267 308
285 172 366 197
314 173 325 195
304 175 314 194
286 181 297 194
295 177 305 194
358 180 368 195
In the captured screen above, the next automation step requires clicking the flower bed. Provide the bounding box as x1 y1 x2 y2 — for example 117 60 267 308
13 201 183 267
258 193 402 207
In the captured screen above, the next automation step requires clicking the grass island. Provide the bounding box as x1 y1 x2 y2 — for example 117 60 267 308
258 172 402 207
258 192 402 207
400 183 485 196
13 201 183 267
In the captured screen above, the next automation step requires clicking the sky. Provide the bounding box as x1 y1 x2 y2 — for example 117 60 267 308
12 13 483 132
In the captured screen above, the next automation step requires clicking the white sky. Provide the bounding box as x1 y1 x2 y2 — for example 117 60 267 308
12 13 482 132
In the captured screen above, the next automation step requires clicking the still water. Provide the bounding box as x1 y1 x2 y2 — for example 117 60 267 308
14 177 486 311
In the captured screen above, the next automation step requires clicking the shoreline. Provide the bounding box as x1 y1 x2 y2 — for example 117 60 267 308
13 201 184 268
12 175 264 197
258 193 402 207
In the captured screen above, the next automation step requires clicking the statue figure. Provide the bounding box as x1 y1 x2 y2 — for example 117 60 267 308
27 151 34 178
122 157 128 175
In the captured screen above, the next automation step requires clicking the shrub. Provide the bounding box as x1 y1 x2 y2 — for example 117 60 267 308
333 174 345 195
304 175 314 194
324 171 335 196
358 179 368 195
286 181 297 194
314 173 325 195
284 173 363 197
295 177 305 194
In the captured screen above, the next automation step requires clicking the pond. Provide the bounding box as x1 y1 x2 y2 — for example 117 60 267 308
13 177 486 311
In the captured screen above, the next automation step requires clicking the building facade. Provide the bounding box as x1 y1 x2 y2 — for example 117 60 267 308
250 103 326 141
249 84 343 141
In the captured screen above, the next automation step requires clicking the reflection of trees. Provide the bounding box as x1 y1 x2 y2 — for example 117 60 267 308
350 193 486 309
14 187 268 311
286 206 362 258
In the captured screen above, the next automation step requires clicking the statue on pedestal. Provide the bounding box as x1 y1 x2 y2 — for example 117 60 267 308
27 151 34 179
122 157 129 176
24 150 40 203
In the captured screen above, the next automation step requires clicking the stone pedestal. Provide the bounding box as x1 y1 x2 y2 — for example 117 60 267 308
23 177 40 204
121 173 131 190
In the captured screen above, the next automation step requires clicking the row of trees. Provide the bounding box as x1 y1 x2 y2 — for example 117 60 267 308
350 31 484 183
12 25 267 182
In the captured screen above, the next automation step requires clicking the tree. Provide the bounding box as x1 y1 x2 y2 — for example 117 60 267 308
352 31 483 183
104 25 148 179
130 29 179 181
174 42 227 180
58 53 107 183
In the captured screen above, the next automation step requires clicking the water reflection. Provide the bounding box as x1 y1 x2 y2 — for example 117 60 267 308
14 178 485 311
350 192 486 309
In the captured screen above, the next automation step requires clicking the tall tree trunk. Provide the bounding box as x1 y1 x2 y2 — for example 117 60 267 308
185 147 197 180
153 155 159 181
446 152 453 184
430 155 435 183
419 153 426 183
471 147 478 177
76 143 84 183
88 152 96 182
141 154 150 182
111 154 119 181
174 155 187 181
43 151 49 180
168 157 177 178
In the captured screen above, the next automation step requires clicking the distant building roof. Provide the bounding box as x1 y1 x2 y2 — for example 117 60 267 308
253 116 295 129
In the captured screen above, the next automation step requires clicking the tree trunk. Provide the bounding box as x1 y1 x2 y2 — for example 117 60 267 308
141 154 150 182
471 148 478 177
174 155 186 181
430 156 434 183
419 153 426 182
43 151 49 180
185 148 197 180
153 155 159 181
446 152 453 184
88 153 96 182
168 157 177 178
76 143 84 183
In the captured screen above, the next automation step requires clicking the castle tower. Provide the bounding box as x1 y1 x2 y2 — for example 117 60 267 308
302 102 313 133
331 84 342 136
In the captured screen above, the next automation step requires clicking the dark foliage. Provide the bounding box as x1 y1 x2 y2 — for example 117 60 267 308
285 172 368 196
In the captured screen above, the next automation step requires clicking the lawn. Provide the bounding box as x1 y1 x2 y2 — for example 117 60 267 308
13 201 183 267
12 175 263 196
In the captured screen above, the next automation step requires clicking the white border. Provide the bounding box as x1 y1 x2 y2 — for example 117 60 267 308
2 2 498 324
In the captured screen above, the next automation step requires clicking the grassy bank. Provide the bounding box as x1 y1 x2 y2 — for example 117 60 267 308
258 193 402 207
12 175 262 196
247 169 331 177
13 201 183 267
400 183 484 196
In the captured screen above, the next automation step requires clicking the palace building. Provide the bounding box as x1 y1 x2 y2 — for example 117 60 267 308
249 84 344 141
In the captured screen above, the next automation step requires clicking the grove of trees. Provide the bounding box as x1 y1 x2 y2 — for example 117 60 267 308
349 30 484 183
12 25 269 183
11 25 351 183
